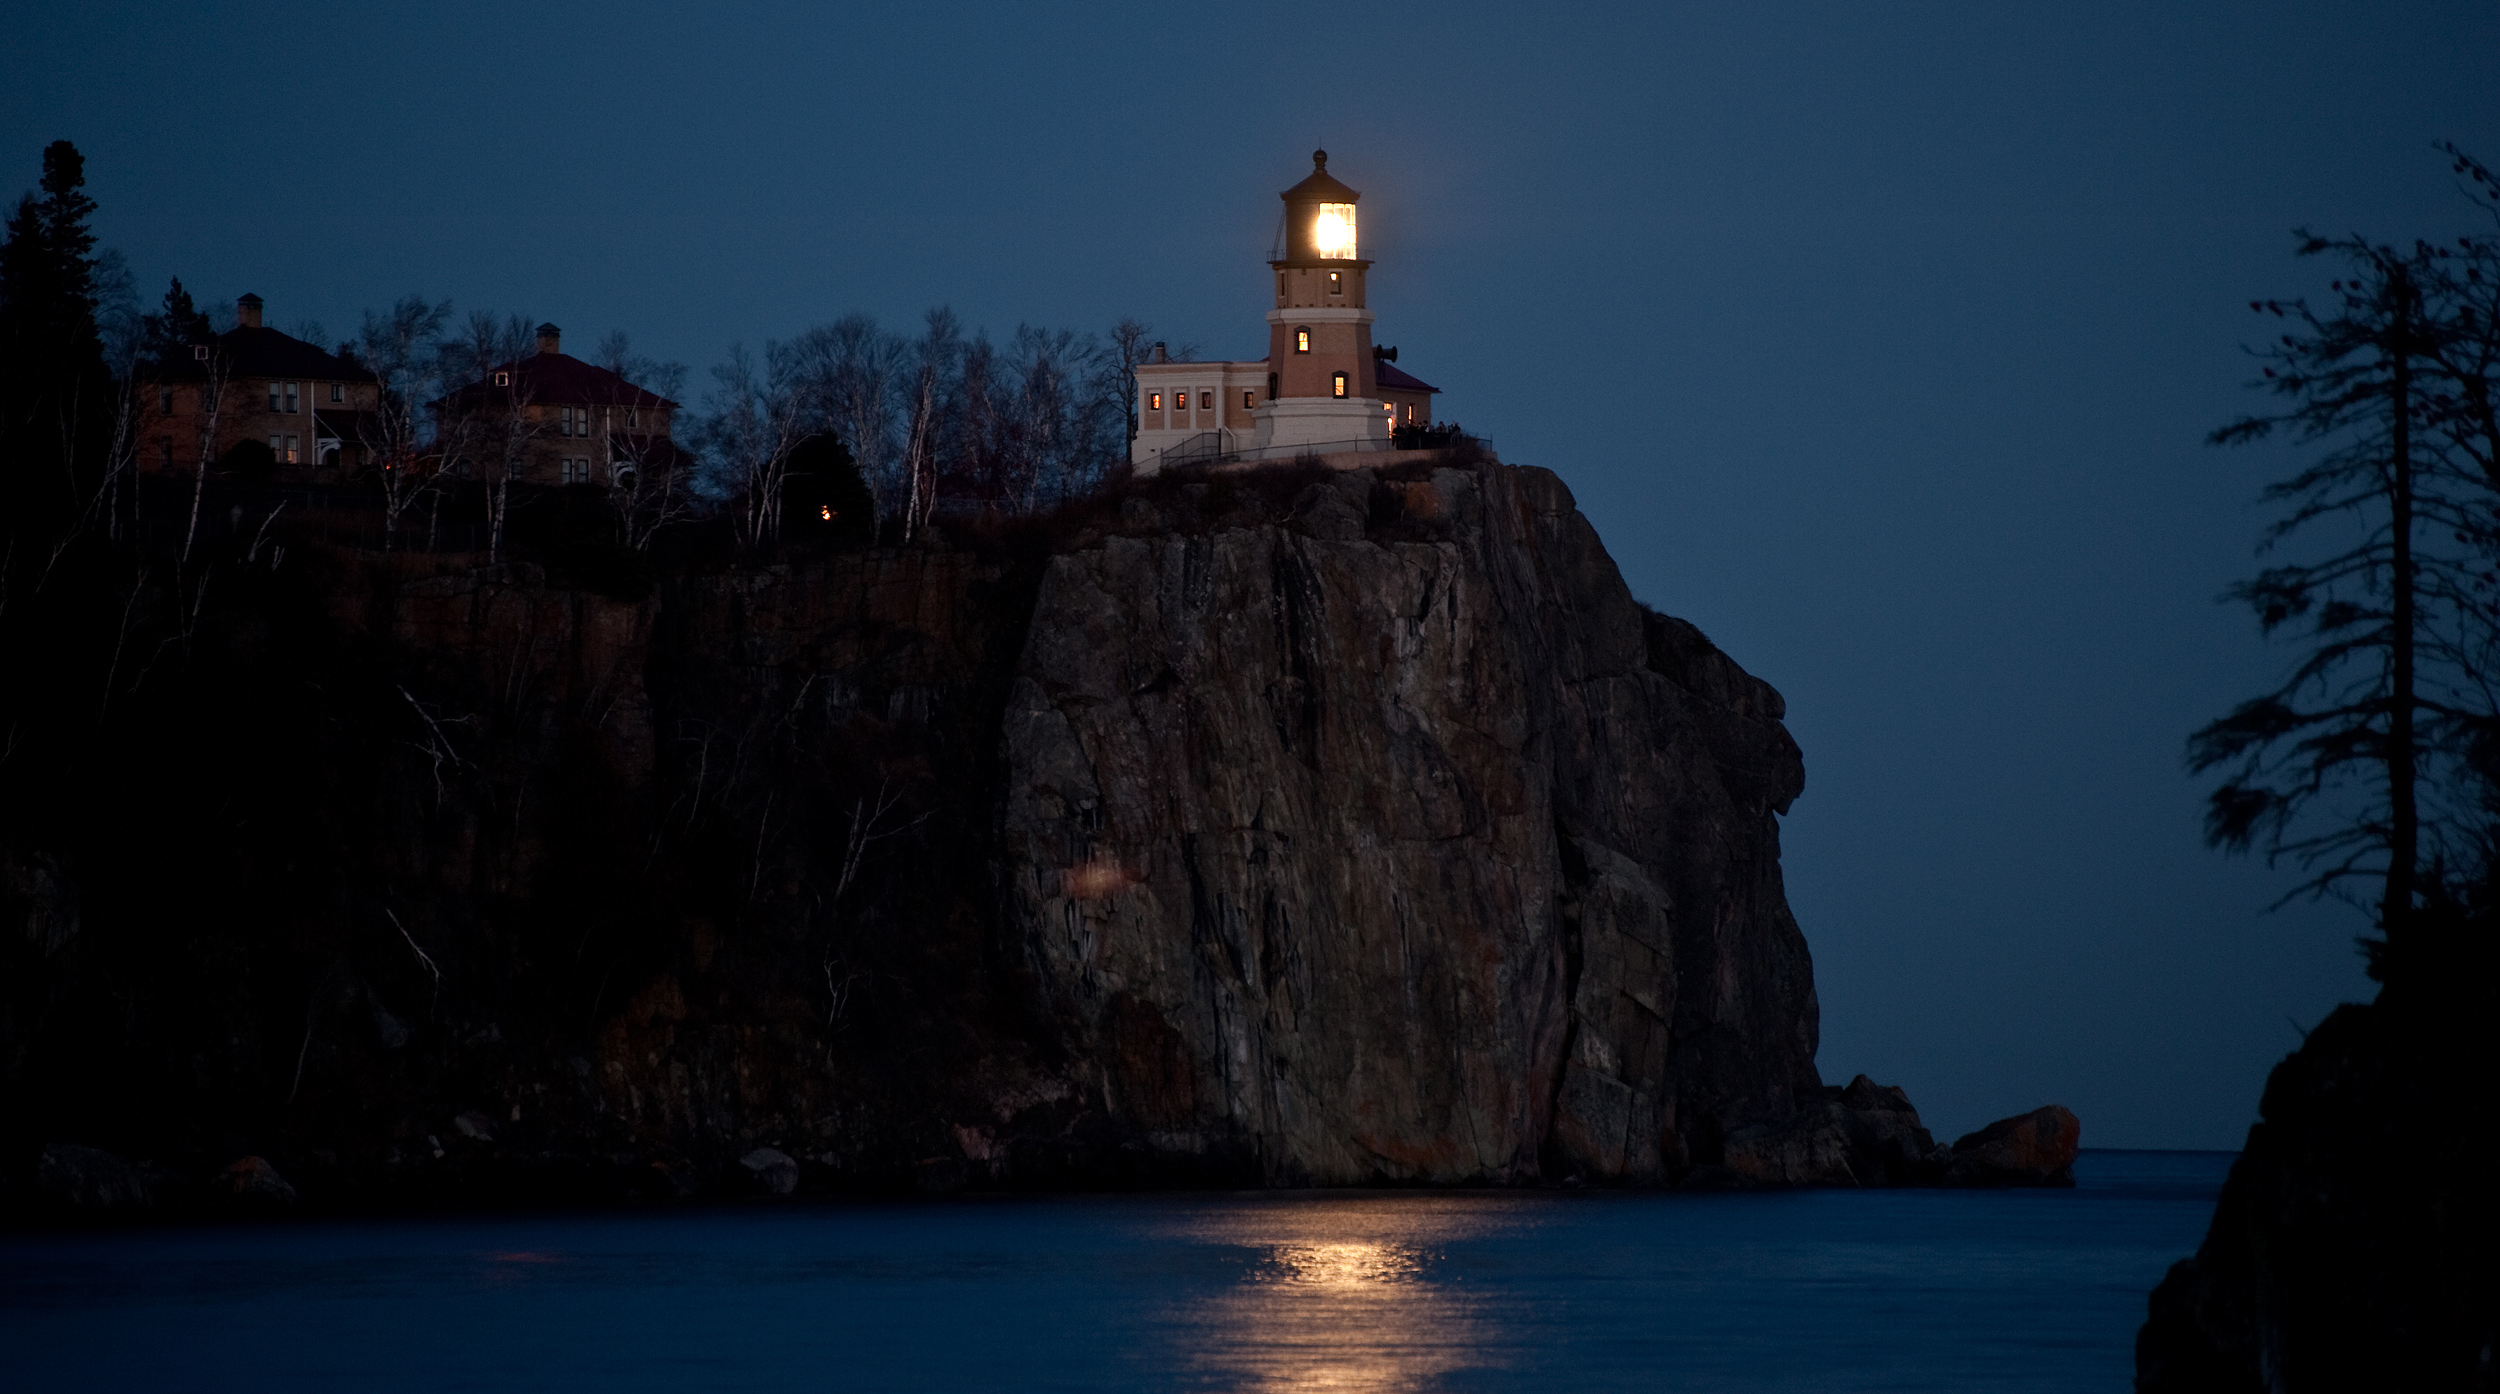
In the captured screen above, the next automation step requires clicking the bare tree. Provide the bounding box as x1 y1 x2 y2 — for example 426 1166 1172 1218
593 330 695 550
789 315 902 533
1104 316 1157 455
355 295 453 552
440 312 539 563
594 329 688 403
703 342 808 550
897 308 960 540
607 416 696 552
179 342 232 569
1000 325 1116 511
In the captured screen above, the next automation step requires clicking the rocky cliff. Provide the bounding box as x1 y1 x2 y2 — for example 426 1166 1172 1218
2134 912 2499 1391
2 456 1832 1204
999 463 1815 1184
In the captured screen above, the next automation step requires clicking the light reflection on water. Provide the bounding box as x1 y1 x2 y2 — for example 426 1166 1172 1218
0 1151 2232 1393
1166 1205 1501 1391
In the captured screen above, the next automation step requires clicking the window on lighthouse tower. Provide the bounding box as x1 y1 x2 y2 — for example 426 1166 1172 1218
1332 372 1349 399
1295 327 1311 354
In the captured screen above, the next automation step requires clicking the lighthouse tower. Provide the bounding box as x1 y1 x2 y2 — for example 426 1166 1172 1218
1131 151 1439 474
1249 150 1390 455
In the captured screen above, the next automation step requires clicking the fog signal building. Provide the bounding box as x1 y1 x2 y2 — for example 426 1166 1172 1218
1133 151 1440 474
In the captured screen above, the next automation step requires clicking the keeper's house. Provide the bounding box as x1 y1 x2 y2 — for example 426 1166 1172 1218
139 293 381 480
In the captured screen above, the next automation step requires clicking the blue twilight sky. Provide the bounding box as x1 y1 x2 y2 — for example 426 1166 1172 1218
8 1 2496 1148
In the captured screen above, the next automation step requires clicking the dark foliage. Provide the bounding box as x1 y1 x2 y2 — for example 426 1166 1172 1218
219 437 278 482
780 433 875 550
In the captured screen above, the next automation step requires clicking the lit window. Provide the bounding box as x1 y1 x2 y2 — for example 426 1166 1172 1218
1327 271 1343 295
1404 404 1416 422
1294 328 1310 354
1243 390 1254 409
1313 202 1357 259
1332 372 1348 399
1149 392 1162 411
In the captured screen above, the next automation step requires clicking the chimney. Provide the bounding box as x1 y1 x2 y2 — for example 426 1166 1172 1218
536 322 562 356
1151 341 1168 363
237 293 264 329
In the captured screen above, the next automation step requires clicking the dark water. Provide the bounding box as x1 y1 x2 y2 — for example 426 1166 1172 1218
0 1149 2226 1392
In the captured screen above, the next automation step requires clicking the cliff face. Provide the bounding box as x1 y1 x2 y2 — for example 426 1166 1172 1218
1 458 1819 1201
1001 464 1814 1183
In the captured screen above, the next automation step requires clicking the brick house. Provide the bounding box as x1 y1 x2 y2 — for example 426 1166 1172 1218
140 293 382 479
430 324 683 487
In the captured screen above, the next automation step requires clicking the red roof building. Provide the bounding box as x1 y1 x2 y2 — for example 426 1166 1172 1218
139 293 383 479
431 323 685 487
1374 358 1440 431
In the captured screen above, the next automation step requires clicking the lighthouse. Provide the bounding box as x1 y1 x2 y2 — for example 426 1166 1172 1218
1252 150 1389 455
1132 151 1439 474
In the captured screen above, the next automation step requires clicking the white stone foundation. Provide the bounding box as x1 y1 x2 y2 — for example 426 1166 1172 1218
1247 397 1391 457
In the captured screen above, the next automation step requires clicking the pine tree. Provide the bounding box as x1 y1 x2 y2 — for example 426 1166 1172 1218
140 276 213 369
2192 179 2500 941
0 142 104 390
0 140 110 495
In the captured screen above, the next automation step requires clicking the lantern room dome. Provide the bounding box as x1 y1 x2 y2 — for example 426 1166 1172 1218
1281 149 1361 205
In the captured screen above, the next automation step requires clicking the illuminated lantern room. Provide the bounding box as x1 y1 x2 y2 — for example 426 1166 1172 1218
1280 151 1360 263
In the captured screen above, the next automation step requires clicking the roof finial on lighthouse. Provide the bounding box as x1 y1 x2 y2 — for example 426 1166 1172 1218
1313 149 1327 172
